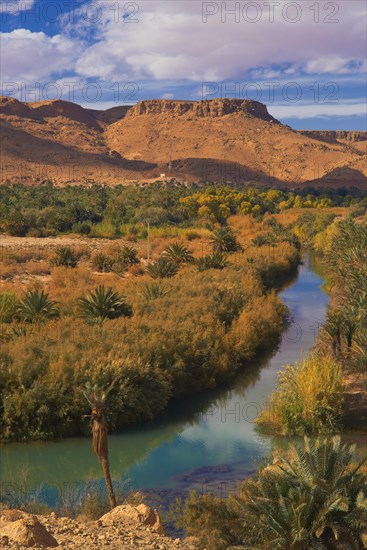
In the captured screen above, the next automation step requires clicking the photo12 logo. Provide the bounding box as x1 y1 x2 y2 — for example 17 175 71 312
1 1 140 24
1 81 140 104
202 2 340 24
202 81 340 104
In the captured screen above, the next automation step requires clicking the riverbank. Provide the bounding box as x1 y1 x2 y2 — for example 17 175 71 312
0 505 199 549
256 217 367 436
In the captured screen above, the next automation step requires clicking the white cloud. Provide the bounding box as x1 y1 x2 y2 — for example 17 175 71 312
71 0 366 82
306 57 366 75
271 102 367 120
0 29 81 81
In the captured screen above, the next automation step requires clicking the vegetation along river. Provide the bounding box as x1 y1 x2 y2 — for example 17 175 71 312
0 253 365 512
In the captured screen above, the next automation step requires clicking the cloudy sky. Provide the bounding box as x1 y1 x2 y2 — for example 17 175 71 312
1 0 366 129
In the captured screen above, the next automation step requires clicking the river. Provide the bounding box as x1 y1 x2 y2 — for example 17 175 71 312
0 253 364 512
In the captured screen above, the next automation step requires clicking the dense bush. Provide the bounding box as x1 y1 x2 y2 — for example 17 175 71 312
0 246 295 441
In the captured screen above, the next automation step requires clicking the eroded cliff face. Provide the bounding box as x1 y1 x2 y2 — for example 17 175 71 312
125 98 280 123
300 130 367 143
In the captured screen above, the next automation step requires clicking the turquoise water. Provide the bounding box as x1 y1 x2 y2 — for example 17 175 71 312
2 254 362 508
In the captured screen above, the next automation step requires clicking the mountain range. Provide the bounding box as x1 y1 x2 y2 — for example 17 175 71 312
0 96 366 188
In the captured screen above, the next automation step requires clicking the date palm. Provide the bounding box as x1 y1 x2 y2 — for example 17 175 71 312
115 245 139 265
162 242 194 265
50 245 78 268
17 289 60 324
238 436 367 550
83 380 120 510
77 285 132 323
146 257 178 279
197 252 228 272
211 227 242 253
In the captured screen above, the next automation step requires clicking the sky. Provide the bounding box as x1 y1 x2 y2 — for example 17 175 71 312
1 0 366 130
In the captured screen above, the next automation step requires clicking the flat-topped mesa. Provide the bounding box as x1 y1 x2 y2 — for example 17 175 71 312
300 130 367 143
126 98 281 123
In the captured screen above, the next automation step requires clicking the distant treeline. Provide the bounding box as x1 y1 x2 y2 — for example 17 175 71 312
0 182 366 237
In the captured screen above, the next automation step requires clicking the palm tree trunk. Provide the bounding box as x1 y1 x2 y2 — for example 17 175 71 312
101 456 117 509
91 407 116 510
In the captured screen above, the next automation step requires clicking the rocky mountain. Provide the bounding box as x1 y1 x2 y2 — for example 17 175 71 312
0 96 366 188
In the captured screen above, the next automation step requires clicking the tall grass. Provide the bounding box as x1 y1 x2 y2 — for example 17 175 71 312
256 354 344 435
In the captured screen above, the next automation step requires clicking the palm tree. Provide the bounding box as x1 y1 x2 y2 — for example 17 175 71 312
83 381 119 510
92 253 114 273
197 252 228 272
162 242 194 264
77 285 132 323
17 289 60 323
252 234 271 247
211 227 242 253
146 257 178 279
237 436 367 549
115 245 139 265
50 245 78 268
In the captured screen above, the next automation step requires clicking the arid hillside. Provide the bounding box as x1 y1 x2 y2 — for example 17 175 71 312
1 96 366 187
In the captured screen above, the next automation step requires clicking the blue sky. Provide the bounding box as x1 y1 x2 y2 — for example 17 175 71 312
1 0 366 129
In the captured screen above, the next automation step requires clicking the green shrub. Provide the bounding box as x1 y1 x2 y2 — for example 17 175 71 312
72 222 91 235
0 292 17 323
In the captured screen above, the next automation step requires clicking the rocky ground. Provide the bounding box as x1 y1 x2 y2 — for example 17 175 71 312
0 505 199 549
